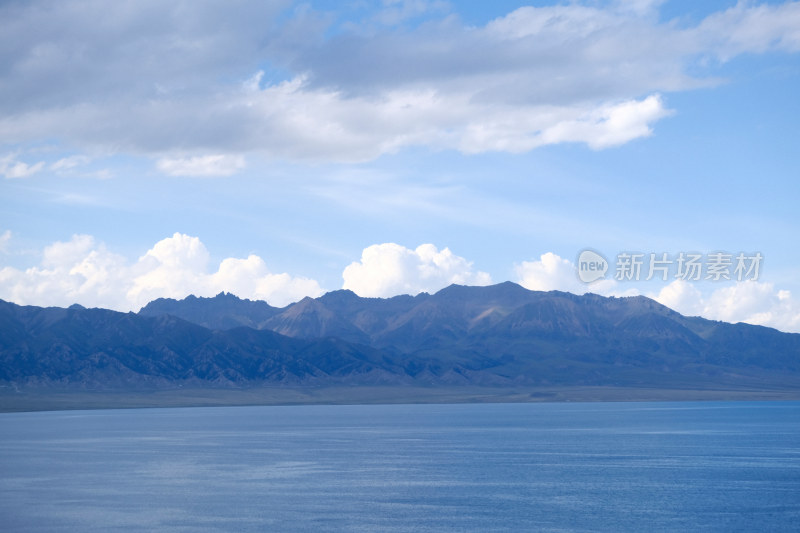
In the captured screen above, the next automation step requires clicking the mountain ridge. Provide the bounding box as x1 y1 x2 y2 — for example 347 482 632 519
3 283 800 397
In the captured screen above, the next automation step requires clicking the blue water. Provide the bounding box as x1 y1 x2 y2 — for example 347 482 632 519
1 401 799 532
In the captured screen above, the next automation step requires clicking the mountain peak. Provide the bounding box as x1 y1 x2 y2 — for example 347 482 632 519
213 291 246 301
138 291 279 330
319 289 359 301
430 281 533 305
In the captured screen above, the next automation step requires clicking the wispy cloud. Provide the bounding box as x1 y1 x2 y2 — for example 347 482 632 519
0 153 45 179
0 230 11 253
50 154 91 172
156 154 246 177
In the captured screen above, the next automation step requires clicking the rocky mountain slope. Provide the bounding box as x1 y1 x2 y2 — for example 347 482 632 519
3 283 800 391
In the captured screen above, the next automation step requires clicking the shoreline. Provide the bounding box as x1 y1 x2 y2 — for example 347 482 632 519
2 385 799 413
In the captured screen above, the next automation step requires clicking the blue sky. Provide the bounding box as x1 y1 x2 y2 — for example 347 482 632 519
1 0 799 332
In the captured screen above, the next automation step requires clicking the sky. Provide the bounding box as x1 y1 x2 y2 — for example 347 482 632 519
1 0 799 332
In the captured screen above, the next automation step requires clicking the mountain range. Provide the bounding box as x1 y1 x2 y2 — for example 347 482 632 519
3 282 800 399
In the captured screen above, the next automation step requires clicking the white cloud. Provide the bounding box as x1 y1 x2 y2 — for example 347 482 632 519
516 252 586 294
0 235 129 310
537 95 672 150
50 155 90 172
695 1 800 60
653 279 705 316
2 238 799 333
126 233 213 306
233 79 671 160
211 255 323 306
42 234 98 269
342 243 491 297
515 252 625 296
514 252 800 333
656 279 800 333
0 153 45 179
156 154 246 177
1 2 797 161
1 151 97 178
0 233 324 310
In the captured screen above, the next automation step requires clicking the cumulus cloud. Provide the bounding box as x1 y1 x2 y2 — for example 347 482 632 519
653 279 705 316
1 1 798 162
210 255 323 306
126 234 213 306
342 243 491 297
0 235 129 310
516 252 586 294
655 279 800 333
2 239 799 332
0 233 324 310
515 252 623 296
513 251 800 333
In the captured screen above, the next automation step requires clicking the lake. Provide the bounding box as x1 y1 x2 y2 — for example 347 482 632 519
1 401 799 532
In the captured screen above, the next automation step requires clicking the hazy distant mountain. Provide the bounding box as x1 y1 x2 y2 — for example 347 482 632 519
2 283 800 392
